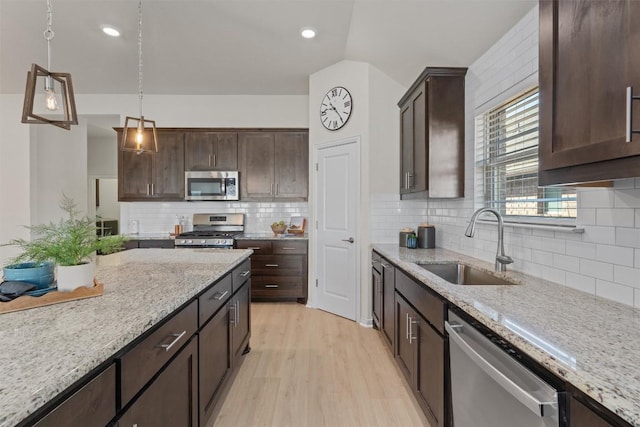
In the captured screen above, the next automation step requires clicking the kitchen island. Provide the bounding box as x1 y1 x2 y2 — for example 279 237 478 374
0 248 252 427
373 244 640 427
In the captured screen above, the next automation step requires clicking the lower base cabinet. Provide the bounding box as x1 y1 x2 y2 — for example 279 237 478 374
394 268 447 427
118 337 198 427
231 281 251 363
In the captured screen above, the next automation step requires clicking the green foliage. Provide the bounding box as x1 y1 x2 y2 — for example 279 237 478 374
4 194 128 266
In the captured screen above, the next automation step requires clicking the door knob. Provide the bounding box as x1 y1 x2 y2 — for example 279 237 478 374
342 237 355 243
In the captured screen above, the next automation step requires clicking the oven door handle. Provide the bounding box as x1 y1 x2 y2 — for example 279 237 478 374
445 321 556 418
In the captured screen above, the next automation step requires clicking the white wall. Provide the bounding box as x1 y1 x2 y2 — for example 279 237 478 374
372 5 640 310
308 60 405 325
88 136 118 178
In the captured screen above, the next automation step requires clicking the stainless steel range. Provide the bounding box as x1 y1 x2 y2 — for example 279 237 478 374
174 213 244 248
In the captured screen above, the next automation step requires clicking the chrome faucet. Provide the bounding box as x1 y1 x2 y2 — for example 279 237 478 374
465 207 514 272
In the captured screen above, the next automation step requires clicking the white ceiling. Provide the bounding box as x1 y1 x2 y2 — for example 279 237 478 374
1 0 536 96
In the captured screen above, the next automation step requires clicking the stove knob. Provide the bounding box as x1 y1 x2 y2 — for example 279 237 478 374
201 240 206 244
187 240 193 244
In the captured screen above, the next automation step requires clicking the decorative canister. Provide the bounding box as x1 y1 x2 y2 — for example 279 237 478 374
399 229 415 247
417 224 436 248
406 233 418 249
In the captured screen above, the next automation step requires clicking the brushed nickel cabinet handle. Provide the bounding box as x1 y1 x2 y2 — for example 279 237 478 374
265 284 279 288
157 330 186 352
406 313 410 340
229 303 236 325
240 270 250 277
235 300 239 326
626 86 640 142
265 264 279 267
409 318 418 344
212 290 229 301
276 183 279 195
213 154 217 167
247 247 261 250
208 154 212 167
282 247 297 250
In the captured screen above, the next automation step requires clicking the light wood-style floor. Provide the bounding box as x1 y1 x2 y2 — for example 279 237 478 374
214 302 429 427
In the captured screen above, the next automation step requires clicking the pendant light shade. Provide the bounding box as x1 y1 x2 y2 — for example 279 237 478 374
121 0 158 154
21 0 78 130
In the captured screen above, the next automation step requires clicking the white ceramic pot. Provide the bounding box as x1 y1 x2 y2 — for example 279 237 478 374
57 262 95 292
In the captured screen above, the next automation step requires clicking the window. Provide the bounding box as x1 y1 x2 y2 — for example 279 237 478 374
477 88 576 220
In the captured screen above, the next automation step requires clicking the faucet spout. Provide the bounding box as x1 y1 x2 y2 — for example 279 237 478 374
465 208 514 272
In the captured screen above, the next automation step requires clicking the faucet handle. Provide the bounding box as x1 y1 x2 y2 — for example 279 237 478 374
496 255 514 265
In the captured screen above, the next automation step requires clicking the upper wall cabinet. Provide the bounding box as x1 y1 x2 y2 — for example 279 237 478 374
239 130 309 201
399 67 467 199
185 132 238 171
117 130 185 201
539 0 640 185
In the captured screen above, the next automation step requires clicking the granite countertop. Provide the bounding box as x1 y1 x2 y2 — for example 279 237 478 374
0 248 252 427
373 244 640 427
236 233 308 240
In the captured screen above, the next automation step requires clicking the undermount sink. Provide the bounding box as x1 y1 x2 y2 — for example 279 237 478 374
416 262 516 286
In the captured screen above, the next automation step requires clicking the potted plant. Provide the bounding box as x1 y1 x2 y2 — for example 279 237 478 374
3 195 127 292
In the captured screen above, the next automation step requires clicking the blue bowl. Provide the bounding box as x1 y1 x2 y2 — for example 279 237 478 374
3 262 55 289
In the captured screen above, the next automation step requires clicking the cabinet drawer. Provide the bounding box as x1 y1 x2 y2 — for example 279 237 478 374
35 364 116 427
138 239 174 249
120 300 198 407
232 258 251 292
199 274 232 327
235 240 272 253
251 254 304 275
396 270 446 334
273 240 307 254
252 276 303 297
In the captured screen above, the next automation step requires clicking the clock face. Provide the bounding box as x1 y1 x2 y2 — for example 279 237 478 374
320 86 352 131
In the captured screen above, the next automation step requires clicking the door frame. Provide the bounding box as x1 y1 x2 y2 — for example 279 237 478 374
310 136 361 322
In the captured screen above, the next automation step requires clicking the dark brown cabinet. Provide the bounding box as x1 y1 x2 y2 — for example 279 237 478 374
117 337 198 427
231 281 251 363
118 130 185 201
34 364 116 427
539 0 640 185
239 131 309 200
236 239 308 303
185 132 238 171
394 269 446 427
372 251 395 349
399 67 466 199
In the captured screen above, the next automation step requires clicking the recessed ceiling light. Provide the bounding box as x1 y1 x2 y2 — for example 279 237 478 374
101 25 121 37
300 27 317 39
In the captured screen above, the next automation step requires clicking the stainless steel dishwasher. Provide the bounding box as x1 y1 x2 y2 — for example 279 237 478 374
446 310 566 427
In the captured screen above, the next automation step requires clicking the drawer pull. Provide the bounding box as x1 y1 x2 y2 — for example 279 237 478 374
157 330 186 352
282 247 297 250
247 247 262 250
240 270 250 277
265 264 279 267
212 290 229 301
265 284 279 288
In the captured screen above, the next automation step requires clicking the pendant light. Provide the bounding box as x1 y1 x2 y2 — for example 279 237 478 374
21 0 78 130
121 0 158 154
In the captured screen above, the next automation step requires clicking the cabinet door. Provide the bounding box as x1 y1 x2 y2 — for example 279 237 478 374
274 132 308 199
199 304 232 426
415 318 445 427
118 337 198 427
539 0 640 183
395 293 414 381
231 281 251 364
399 83 426 195
239 132 275 199
119 149 153 200
185 132 214 170
570 395 613 427
214 133 239 170
152 131 185 199
372 267 382 329
381 261 395 348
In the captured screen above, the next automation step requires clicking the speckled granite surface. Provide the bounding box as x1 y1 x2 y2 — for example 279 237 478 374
0 248 251 427
373 244 640 427
236 233 308 240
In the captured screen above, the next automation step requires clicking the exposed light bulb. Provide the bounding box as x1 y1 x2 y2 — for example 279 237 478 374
44 77 59 111
135 122 144 150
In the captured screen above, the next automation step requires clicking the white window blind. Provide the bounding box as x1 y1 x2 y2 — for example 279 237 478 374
478 89 576 219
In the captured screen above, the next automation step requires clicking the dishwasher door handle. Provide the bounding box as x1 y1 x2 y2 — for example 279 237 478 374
445 321 556 418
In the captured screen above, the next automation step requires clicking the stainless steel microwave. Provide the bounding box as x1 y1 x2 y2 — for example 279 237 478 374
185 171 239 201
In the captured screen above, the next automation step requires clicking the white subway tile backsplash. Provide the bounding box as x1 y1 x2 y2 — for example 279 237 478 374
578 189 615 208
583 226 616 245
615 228 640 248
553 254 580 273
595 208 635 227
531 250 553 266
614 265 640 288
565 241 596 260
580 258 613 282
595 280 635 306
595 244 635 267
565 272 596 294
542 266 565 285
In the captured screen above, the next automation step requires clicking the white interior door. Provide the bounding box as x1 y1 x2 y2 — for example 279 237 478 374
315 138 359 320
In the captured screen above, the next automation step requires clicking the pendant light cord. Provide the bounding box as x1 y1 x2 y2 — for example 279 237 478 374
138 0 144 119
44 0 54 71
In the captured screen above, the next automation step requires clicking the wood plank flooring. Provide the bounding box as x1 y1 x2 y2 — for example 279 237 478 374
214 302 429 427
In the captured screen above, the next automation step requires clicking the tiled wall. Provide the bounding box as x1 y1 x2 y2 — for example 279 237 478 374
372 5 640 309
121 201 308 235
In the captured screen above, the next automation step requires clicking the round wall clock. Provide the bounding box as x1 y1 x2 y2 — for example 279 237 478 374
320 86 352 131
